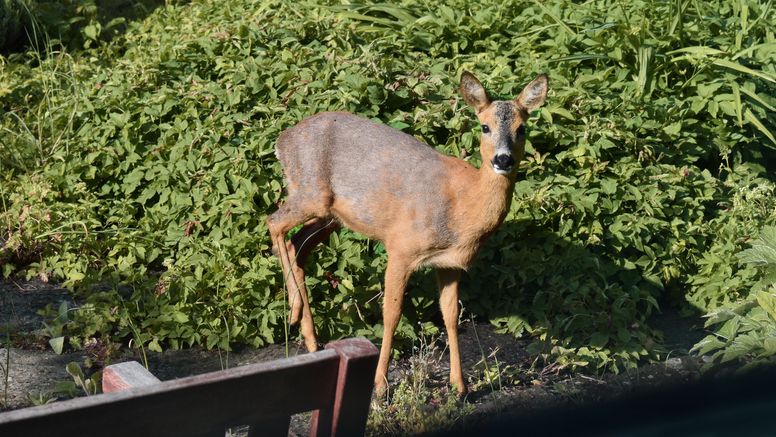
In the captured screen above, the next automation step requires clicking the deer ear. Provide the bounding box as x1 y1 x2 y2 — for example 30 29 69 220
460 72 490 112
515 74 548 112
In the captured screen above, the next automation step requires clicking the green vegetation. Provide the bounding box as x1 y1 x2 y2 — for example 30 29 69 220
368 338 473 435
1 0 775 387
693 226 776 369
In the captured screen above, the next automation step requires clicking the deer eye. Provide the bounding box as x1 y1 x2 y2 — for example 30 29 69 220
482 124 490 134
516 124 526 137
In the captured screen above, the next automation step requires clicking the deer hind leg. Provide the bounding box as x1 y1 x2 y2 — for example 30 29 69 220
437 268 467 395
374 254 413 396
267 205 328 352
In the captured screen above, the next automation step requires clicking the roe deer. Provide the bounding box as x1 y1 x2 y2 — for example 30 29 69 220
268 71 548 395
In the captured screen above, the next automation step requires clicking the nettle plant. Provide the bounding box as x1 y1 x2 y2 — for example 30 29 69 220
693 226 776 369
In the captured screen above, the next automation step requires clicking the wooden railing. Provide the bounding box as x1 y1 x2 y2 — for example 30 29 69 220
0 337 378 437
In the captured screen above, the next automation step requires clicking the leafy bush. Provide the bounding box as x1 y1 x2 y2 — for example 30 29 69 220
693 226 776 369
0 0 168 53
1 0 775 372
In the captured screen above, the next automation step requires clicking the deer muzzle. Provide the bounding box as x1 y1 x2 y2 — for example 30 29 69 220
491 153 516 175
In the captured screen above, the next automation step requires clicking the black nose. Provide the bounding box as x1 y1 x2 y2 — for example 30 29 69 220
492 154 515 172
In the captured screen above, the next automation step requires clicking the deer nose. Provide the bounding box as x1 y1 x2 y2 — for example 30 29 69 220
491 153 515 174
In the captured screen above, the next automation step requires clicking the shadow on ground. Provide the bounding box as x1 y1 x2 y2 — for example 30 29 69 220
1 271 708 436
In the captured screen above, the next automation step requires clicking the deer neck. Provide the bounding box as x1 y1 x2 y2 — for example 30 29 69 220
465 164 516 235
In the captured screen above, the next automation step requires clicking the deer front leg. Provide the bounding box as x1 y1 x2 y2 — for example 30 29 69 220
374 255 412 396
270 231 318 353
268 210 319 353
284 218 339 352
282 239 305 326
437 268 467 395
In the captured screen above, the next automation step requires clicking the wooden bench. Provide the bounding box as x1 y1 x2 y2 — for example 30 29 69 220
0 337 378 437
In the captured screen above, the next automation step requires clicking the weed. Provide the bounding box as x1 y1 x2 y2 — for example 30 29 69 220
26 390 56 406
37 301 69 354
45 361 101 402
368 337 474 435
469 347 515 393
64 361 100 396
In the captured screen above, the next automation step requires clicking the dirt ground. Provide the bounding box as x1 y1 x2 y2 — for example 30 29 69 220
0 279 706 434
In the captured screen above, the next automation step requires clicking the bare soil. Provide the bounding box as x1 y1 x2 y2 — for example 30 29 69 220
0 279 705 434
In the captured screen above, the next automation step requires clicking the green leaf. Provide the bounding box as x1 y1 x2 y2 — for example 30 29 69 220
738 227 776 265
83 24 99 40
763 337 776 355
703 308 737 327
172 311 189 323
755 291 776 322
600 179 617 195
66 362 85 381
712 58 776 84
739 87 776 112
663 122 682 137
667 46 728 57
57 301 70 323
743 109 776 147
148 338 163 353
590 332 609 348
691 336 725 356
206 333 219 350
49 337 65 355
731 82 743 127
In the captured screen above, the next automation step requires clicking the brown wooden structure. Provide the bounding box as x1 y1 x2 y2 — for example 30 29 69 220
0 337 378 437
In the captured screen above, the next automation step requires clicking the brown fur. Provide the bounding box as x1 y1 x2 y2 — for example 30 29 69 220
268 72 548 394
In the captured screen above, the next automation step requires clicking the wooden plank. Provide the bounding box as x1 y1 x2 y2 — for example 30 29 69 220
102 361 160 393
311 338 378 437
248 415 290 437
0 349 341 437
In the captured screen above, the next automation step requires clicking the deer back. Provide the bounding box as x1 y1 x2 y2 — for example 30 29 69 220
276 112 467 253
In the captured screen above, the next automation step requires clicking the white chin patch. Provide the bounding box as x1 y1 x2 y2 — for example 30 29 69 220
492 166 511 175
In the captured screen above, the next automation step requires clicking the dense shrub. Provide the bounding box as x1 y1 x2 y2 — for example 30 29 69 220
693 226 776 370
0 0 168 53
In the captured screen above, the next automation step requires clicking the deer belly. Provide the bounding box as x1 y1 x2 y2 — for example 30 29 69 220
420 244 480 271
